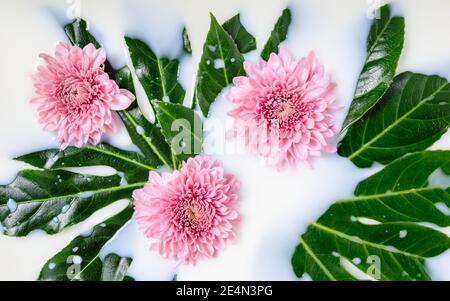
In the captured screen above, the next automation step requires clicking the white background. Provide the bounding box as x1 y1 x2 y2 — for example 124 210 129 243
0 0 449 280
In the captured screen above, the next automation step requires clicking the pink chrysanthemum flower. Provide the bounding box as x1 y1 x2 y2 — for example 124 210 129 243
133 156 240 265
227 46 338 169
31 42 135 149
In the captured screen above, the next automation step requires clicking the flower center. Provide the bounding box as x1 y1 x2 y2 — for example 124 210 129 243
275 101 293 121
261 88 312 129
183 206 201 222
175 196 214 233
57 77 91 107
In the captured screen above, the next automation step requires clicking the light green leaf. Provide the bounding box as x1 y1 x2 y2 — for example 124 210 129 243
222 13 256 53
38 205 133 281
338 72 450 168
195 13 245 116
260 8 292 60
341 4 405 132
125 37 185 104
292 151 450 281
0 169 143 236
154 101 202 164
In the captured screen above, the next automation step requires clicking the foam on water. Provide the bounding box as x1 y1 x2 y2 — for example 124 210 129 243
435 202 450 216
213 59 225 69
135 125 145 135
6 199 17 213
117 171 128 186
63 166 117 177
78 191 94 199
356 217 382 225
71 255 83 265
340 257 375 281
61 204 71 214
399 230 408 238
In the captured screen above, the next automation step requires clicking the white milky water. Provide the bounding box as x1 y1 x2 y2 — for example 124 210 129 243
0 0 449 280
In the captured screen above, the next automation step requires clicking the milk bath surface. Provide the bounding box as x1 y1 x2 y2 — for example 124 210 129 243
0 0 449 281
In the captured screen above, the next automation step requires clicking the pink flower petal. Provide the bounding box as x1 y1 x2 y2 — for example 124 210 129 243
133 156 240 265
226 47 338 169
30 43 135 149
108 89 135 110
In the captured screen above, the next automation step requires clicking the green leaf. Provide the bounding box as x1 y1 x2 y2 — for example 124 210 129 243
338 72 450 168
260 8 292 60
64 18 100 48
154 101 202 163
114 65 135 94
38 205 133 281
114 65 175 169
222 13 256 53
15 143 154 183
195 13 245 116
101 253 134 281
0 169 143 236
292 151 450 281
64 18 114 75
119 103 175 169
341 5 405 132
182 27 192 54
124 37 185 105
24 23 141 282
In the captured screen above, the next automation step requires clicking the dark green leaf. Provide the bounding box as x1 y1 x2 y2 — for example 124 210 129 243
341 5 405 132
222 13 256 53
119 103 175 169
0 170 143 236
115 65 174 169
38 205 133 281
260 8 292 60
195 13 245 116
64 18 100 48
154 101 202 163
64 18 114 75
114 65 135 94
182 27 192 54
338 72 450 168
124 37 185 104
292 151 450 281
15 143 154 183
